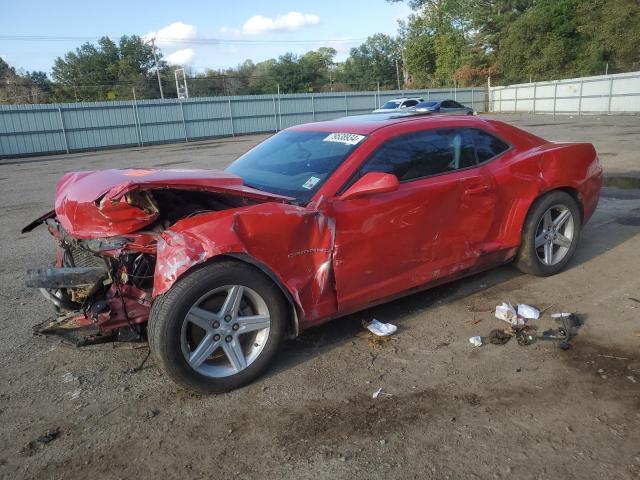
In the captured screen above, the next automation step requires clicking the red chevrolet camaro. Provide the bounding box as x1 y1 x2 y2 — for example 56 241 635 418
24 113 603 393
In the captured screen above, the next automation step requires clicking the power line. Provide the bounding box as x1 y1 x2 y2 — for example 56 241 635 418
0 35 366 46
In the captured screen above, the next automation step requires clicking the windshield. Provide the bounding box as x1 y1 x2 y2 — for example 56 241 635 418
380 100 401 109
226 130 366 204
416 101 439 108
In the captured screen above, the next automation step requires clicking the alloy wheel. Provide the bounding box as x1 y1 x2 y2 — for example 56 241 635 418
180 285 271 378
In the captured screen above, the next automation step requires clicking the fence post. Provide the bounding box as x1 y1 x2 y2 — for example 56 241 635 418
577 80 584 116
471 88 474 111
131 101 141 147
607 77 614 114
345 94 348 115
277 85 282 130
272 95 278 132
132 88 144 147
533 83 537 114
179 100 188 142
57 107 69 154
553 82 558 118
311 94 315 121
228 98 235 137
514 86 518 113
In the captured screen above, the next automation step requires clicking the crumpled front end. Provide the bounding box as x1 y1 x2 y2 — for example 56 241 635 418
23 168 292 345
26 218 156 344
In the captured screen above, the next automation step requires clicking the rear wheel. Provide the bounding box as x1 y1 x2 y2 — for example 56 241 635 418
515 191 581 276
148 260 287 393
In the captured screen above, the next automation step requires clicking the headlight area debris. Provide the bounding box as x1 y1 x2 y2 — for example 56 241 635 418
469 303 581 350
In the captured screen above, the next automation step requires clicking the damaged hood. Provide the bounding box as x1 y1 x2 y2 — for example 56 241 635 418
52 168 292 239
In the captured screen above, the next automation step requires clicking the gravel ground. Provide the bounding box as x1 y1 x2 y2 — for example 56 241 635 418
0 114 639 479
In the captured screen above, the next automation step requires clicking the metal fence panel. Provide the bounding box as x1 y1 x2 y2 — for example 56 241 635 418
490 71 640 114
0 88 487 158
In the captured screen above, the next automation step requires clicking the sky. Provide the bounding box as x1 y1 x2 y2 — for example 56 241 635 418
0 0 412 74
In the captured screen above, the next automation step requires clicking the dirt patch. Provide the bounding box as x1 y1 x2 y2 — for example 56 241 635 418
604 176 640 189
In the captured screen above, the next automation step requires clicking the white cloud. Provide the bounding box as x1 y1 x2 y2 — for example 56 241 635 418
166 48 196 65
145 22 197 46
241 12 320 35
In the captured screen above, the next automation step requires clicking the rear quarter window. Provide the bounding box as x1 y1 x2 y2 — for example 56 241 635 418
470 129 510 163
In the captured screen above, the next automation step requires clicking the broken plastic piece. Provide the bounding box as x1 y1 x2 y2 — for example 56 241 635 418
372 387 392 399
517 304 540 320
366 319 398 337
469 336 482 347
495 302 523 325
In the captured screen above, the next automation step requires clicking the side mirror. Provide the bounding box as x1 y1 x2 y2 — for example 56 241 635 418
339 172 399 201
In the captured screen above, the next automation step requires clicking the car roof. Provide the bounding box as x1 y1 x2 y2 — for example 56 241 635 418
289 113 491 135
384 97 423 102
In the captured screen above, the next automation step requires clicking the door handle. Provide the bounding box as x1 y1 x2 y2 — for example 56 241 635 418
464 184 491 195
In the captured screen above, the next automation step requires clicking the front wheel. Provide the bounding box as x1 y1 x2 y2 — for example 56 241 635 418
515 191 582 276
148 261 287 393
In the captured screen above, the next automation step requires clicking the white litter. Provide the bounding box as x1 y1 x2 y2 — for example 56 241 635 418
372 387 393 399
495 302 522 325
495 302 540 325
366 319 398 337
517 304 540 320
469 336 483 347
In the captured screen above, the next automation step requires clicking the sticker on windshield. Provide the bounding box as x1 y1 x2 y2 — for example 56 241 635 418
323 133 366 145
302 176 321 190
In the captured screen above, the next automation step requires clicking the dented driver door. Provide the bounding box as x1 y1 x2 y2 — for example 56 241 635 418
329 129 497 314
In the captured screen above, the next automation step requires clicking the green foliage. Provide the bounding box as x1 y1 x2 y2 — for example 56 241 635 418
51 35 165 101
393 0 640 85
0 56 51 103
340 34 402 88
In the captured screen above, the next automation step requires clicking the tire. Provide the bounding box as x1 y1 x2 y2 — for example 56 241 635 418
514 190 581 277
148 260 287 394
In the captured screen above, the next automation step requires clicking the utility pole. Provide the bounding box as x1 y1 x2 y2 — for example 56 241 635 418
395 59 401 91
150 38 164 99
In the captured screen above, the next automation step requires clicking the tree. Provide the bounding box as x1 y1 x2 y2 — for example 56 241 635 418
51 35 164 101
341 34 402 88
0 57 51 104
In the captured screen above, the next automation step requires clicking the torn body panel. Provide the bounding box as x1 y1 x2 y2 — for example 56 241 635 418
154 202 337 327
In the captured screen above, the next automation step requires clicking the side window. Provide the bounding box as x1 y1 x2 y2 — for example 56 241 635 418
451 101 464 108
355 129 477 183
469 129 510 163
404 100 418 107
441 101 454 108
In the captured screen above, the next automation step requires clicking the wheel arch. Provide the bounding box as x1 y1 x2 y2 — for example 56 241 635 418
527 186 584 226
206 253 300 339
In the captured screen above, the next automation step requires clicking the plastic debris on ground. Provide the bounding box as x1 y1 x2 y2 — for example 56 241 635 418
495 302 521 325
517 304 540 320
469 336 482 347
372 387 392 399
495 302 540 326
366 319 398 337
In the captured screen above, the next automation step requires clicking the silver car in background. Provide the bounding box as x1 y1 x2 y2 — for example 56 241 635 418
372 97 424 113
